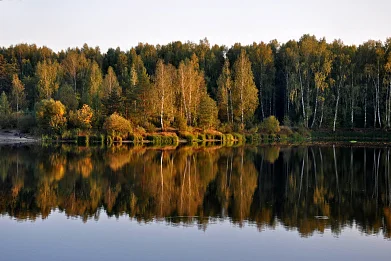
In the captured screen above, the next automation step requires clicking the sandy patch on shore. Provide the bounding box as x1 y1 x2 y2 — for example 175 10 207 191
0 130 38 144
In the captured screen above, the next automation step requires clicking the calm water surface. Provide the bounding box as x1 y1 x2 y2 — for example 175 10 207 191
0 144 390 261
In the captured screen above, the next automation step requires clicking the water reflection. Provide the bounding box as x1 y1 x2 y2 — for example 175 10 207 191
0 144 391 238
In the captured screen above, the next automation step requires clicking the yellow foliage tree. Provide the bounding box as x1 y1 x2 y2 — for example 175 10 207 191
103 112 132 138
36 99 67 134
69 104 93 131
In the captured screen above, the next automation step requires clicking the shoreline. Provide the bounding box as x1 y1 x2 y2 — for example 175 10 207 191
0 130 39 144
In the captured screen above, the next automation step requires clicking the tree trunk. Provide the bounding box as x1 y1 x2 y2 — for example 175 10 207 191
319 100 324 128
389 83 391 128
240 58 244 125
229 89 234 125
160 90 164 130
299 68 306 127
333 82 341 132
377 62 382 128
351 97 354 128
180 67 189 124
160 66 165 130
311 87 319 128
365 82 367 128
260 80 264 120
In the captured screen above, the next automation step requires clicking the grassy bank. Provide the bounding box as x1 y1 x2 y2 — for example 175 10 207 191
38 125 313 147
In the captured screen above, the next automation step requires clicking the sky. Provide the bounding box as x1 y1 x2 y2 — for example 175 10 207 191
1 0 390 52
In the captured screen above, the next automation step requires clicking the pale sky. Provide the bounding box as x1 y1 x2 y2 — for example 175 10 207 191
1 0 390 52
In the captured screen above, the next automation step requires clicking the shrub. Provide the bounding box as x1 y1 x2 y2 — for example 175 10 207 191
279 126 293 136
283 115 291 127
173 114 187 131
142 121 156 133
219 123 233 133
103 113 132 138
178 131 197 143
129 133 143 143
260 116 281 134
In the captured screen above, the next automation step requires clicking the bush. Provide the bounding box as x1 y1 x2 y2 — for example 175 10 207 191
283 115 291 127
297 126 311 138
129 133 143 143
219 123 233 133
279 126 293 136
173 114 187 131
142 121 156 133
146 133 179 146
179 131 198 143
260 116 281 134
103 113 132 138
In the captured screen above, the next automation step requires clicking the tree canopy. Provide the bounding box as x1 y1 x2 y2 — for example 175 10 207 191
1 36 391 133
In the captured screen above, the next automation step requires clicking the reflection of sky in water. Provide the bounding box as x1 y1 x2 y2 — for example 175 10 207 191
0 210 389 261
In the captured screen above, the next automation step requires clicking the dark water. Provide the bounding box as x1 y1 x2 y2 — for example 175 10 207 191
0 144 390 261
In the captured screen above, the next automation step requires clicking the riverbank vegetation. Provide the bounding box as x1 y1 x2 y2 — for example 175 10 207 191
1 35 391 144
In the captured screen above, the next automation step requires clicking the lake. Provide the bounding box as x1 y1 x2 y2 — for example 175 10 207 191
0 144 390 261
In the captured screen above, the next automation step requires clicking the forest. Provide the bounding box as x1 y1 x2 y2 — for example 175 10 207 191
0 35 391 138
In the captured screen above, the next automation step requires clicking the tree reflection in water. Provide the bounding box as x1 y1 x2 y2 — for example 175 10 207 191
0 144 390 238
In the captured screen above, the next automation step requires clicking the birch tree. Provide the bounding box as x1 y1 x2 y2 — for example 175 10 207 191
154 59 175 130
36 60 61 100
11 74 26 112
217 58 233 124
232 50 258 127
330 40 350 131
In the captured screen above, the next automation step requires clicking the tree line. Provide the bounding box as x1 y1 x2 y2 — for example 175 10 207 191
0 35 391 134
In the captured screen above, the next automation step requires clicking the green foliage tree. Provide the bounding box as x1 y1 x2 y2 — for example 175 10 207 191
57 84 78 111
0 91 12 128
198 93 218 129
260 116 281 134
11 74 26 112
